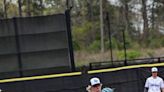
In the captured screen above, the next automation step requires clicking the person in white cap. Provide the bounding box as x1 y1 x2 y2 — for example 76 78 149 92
86 77 114 92
144 67 164 92
86 77 102 92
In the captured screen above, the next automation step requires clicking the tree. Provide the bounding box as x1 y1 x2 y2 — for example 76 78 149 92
0 0 18 18
151 0 155 30
0 0 4 19
154 0 164 32
18 0 22 17
86 0 93 21
44 0 66 14
3 0 7 18
141 0 149 40
120 0 131 33
26 0 31 16
100 0 104 53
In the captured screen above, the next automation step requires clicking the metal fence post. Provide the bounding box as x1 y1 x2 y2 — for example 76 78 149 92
122 28 127 66
13 18 23 77
106 12 114 66
65 9 75 72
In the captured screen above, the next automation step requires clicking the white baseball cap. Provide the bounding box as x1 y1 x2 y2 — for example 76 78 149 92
90 77 101 86
151 67 158 72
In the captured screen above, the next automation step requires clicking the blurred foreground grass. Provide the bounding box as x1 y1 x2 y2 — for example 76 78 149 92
74 48 164 67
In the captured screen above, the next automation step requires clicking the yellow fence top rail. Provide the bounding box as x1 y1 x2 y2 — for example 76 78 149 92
0 72 81 83
88 62 164 74
0 63 164 83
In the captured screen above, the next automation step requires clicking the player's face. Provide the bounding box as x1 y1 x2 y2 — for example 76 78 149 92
152 72 158 77
91 84 102 92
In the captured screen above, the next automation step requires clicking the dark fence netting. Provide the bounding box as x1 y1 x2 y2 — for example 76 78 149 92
0 19 20 79
0 67 164 92
0 14 72 79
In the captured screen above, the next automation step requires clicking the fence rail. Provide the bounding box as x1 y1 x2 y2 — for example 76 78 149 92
89 57 164 70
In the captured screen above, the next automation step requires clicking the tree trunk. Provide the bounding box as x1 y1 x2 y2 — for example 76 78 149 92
124 1 130 33
18 0 22 17
103 0 109 37
100 0 104 53
3 0 7 18
26 0 31 17
141 0 149 40
39 0 43 15
87 0 93 21
151 0 155 30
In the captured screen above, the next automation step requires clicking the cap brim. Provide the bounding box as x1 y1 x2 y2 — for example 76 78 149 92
152 71 158 72
91 83 101 86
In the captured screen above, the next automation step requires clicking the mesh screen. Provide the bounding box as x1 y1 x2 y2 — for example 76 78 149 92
0 14 72 77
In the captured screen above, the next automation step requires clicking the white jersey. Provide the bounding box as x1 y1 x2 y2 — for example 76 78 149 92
145 76 164 92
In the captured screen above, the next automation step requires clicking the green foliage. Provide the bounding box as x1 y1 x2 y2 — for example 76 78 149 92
147 50 154 57
148 38 162 48
88 40 100 52
146 31 164 48
72 21 100 50
161 38 164 46
7 3 18 17
73 40 81 51
124 31 133 49
117 50 141 60
105 38 121 49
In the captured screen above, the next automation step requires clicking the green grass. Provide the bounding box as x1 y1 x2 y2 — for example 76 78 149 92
74 48 164 67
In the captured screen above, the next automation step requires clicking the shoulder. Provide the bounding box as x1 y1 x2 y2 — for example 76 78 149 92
147 77 153 80
102 87 114 92
146 77 154 82
157 77 164 81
